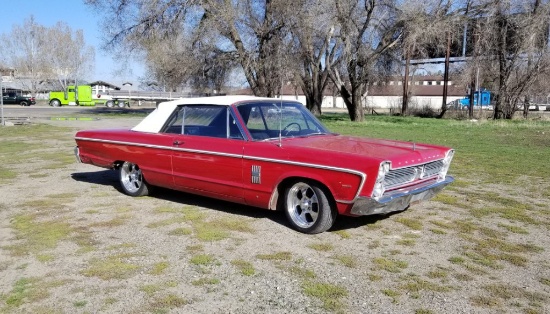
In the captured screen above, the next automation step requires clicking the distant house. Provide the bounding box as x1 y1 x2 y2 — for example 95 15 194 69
89 81 121 95
230 76 467 110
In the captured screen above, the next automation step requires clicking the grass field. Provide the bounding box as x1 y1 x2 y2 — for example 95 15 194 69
0 115 549 313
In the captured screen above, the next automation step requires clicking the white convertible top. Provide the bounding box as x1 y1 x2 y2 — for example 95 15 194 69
132 95 275 133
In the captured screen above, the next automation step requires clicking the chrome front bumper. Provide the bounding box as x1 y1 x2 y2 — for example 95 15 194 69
350 176 454 216
74 146 82 163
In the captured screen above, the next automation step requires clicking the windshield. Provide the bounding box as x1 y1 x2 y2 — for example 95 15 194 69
236 101 330 141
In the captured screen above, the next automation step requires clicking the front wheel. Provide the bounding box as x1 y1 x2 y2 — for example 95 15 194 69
119 161 149 197
283 181 336 234
50 99 61 107
20 101 28 106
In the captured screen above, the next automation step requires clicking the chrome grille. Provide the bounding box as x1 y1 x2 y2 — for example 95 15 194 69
384 160 444 189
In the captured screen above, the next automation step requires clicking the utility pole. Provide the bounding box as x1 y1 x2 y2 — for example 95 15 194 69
1 76 4 126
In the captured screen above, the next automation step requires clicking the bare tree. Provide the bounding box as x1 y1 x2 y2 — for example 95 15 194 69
0 16 48 95
0 17 95 94
43 22 95 90
286 0 337 116
326 0 403 121
86 0 293 97
473 0 550 119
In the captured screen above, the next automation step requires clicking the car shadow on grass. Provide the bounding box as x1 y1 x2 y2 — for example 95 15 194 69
71 169 392 233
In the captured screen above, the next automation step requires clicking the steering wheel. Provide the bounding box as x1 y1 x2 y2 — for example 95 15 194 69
282 122 302 135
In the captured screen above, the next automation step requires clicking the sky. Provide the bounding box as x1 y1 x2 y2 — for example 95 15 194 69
0 0 145 85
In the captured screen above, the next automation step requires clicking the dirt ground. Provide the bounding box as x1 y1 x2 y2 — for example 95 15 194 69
0 115 549 314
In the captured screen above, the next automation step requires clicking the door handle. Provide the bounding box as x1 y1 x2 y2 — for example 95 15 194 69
173 140 184 146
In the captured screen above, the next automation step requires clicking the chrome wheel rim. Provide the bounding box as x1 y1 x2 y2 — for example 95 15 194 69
287 182 319 228
121 162 143 193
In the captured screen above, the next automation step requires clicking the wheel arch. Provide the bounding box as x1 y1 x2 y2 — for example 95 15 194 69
49 98 61 106
269 176 337 212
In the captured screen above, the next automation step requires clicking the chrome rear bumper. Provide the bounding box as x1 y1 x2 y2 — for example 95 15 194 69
350 176 454 216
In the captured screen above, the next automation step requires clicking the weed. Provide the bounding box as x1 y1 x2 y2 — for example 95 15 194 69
308 243 334 252
192 277 220 286
190 254 217 266
373 257 408 273
150 261 169 275
168 227 192 236
396 239 416 246
302 281 348 311
400 275 453 293
140 284 163 296
448 256 465 264
193 221 233 241
415 309 435 314
332 254 357 268
498 223 529 234
453 273 474 281
147 216 188 228
82 254 140 280
394 217 423 230
8 214 72 256
256 251 292 261
90 215 130 228
36 254 55 263
287 266 316 279
470 295 500 307
426 269 448 279
382 289 401 301
149 294 188 311
73 300 87 307
186 244 203 252
332 230 351 239
540 278 550 286
2 277 64 308
429 228 447 235
432 193 460 206
231 259 255 276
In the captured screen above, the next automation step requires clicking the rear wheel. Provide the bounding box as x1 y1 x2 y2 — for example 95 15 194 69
20 101 28 106
117 101 126 108
119 161 149 197
283 180 336 234
50 99 61 107
106 100 114 107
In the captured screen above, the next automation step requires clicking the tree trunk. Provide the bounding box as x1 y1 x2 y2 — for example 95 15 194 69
402 47 410 115
468 81 475 119
440 31 451 118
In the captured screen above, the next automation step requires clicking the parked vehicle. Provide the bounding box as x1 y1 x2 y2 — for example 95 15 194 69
458 89 492 110
74 96 455 234
49 85 96 107
2 92 35 106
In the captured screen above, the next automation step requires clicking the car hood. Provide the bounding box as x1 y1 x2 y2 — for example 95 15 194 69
284 135 448 167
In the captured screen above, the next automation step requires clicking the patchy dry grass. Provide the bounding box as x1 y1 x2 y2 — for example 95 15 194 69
302 281 348 312
0 277 66 311
332 254 358 268
231 259 255 276
81 254 141 280
373 257 408 273
256 251 293 261
394 217 423 230
308 242 334 252
7 214 72 256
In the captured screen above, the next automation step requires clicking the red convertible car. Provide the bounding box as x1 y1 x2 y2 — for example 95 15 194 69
75 96 454 233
